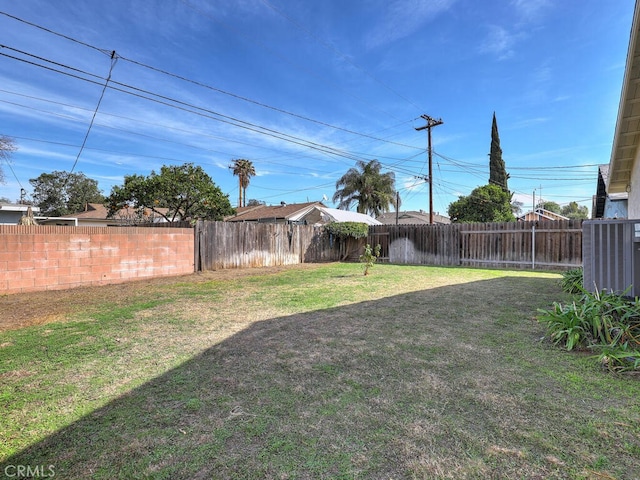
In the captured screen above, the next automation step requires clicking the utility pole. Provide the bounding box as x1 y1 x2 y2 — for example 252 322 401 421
395 191 400 225
415 114 443 224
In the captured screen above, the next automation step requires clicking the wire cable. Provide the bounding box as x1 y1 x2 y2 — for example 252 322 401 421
0 12 423 150
67 50 117 176
0 11 112 56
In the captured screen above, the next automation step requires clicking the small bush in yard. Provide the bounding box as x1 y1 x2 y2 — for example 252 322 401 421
359 243 381 276
538 289 640 372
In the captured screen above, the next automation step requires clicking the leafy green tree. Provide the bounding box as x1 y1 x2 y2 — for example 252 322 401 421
30 171 104 216
230 158 255 207
333 159 398 217
106 163 234 222
539 201 561 213
489 113 509 192
0 135 18 184
448 184 515 223
560 201 589 220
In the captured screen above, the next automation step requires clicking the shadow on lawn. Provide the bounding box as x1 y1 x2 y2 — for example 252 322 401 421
4 274 634 479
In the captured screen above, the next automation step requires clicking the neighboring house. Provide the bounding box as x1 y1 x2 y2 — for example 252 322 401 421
226 201 382 225
376 210 451 225
299 206 381 226
0 203 41 225
608 0 640 219
226 201 324 224
225 202 380 225
37 203 172 227
592 164 628 219
518 208 569 222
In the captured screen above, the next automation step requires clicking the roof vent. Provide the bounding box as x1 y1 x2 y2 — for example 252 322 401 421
280 201 287 207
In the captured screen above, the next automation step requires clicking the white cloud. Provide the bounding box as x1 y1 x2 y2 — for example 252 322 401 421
366 0 458 48
510 117 549 129
511 0 551 22
478 25 520 60
479 1 551 61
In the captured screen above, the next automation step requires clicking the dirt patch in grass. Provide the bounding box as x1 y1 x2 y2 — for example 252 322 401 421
0 264 320 332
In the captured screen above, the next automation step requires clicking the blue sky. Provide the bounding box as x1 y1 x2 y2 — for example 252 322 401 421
0 0 635 216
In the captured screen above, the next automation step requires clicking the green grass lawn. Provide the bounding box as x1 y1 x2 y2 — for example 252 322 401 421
1 263 639 479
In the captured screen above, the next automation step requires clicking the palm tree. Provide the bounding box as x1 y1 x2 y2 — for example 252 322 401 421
333 159 398 217
230 159 256 207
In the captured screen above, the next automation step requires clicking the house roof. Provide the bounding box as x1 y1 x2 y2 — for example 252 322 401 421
0 203 41 213
376 210 451 225
69 203 171 220
593 165 629 218
311 207 381 225
226 202 323 222
608 0 640 194
518 208 569 222
71 203 110 219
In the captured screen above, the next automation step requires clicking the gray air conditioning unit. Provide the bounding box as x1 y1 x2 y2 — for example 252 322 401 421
583 219 640 298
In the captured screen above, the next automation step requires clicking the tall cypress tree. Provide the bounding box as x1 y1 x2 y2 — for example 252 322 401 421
489 112 509 192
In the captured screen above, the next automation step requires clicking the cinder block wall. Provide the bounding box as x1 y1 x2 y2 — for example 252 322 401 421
0 226 194 295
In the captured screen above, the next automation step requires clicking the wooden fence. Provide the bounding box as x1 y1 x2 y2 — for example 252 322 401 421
194 220 582 272
195 221 344 271
368 220 583 270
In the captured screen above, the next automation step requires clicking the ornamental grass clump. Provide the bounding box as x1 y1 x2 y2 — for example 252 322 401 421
560 267 583 294
538 288 640 372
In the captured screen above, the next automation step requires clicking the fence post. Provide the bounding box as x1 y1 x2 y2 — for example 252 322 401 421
531 223 536 270
194 220 202 272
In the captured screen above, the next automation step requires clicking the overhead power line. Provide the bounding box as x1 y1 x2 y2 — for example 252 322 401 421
67 50 117 176
0 93 426 181
0 43 440 184
0 12 422 150
118 54 421 151
0 46 367 164
0 11 112 56
0 11 599 206
0 52 436 193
